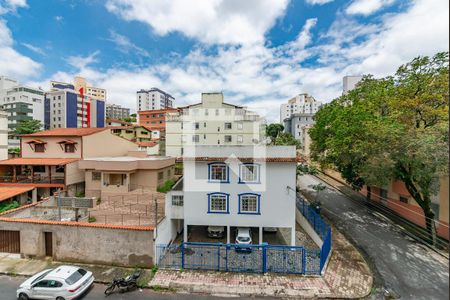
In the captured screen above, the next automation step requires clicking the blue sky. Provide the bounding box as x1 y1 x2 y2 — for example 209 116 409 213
0 0 448 121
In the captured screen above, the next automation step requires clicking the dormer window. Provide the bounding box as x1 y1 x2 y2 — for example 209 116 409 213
57 140 78 153
26 139 47 153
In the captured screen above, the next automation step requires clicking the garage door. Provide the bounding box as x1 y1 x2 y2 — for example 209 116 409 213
0 230 20 253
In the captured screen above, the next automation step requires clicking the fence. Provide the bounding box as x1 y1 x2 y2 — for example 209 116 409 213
296 195 332 272
156 242 321 275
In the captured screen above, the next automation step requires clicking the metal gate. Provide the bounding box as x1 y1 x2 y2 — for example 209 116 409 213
0 230 20 253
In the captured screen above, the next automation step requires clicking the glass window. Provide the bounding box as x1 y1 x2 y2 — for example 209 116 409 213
209 194 228 213
65 268 86 285
209 163 228 182
224 135 232 143
194 122 200 130
64 144 75 153
240 164 259 183
158 171 164 180
34 144 45 152
237 135 243 143
224 122 232 130
34 280 50 288
172 195 184 206
92 172 101 181
380 188 388 200
48 280 63 288
399 196 408 203
240 194 259 213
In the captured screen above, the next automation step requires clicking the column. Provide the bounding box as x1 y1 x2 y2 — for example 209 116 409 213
259 226 263 245
291 226 296 246
32 188 37 203
226 226 230 244
48 165 52 184
12 166 16 183
183 223 188 242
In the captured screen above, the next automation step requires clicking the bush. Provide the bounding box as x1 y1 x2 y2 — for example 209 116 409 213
0 201 20 213
88 216 96 223
157 179 176 193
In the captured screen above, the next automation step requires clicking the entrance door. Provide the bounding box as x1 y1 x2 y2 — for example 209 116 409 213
44 232 53 257
0 230 20 253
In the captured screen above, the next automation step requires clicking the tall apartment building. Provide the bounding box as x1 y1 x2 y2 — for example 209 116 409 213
45 80 105 129
165 92 265 157
106 103 130 120
74 76 106 101
2 102 33 148
280 93 321 123
343 75 363 94
0 110 7 160
137 88 174 112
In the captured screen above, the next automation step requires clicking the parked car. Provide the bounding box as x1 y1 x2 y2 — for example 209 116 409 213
207 226 225 238
235 227 252 252
17 265 94 300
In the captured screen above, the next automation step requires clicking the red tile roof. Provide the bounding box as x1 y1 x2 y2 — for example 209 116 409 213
0 187 35 202
136 141 158 147
21 128 108 137
0 158 80 166
181 157 296 162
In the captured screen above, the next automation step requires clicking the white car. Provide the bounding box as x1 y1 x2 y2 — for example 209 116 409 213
235 227 252 245
16 265 94 300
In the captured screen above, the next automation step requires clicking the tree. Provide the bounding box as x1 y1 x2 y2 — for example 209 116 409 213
265 123 284 141
15 119 42 135
309 52 449 243
274 132 301 148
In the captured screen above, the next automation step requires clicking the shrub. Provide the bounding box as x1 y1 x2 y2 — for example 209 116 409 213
157 179 176 193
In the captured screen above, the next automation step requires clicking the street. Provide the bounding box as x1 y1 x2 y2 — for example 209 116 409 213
0 275 253 300
298 174 449 300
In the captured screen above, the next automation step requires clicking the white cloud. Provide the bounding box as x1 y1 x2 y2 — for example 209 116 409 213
54 15 63 22
105 0 289 45
305 0 334 5
66 51 100 70
0 0 27 14
346 0 394 16
108 30 149 57
22 42 45 55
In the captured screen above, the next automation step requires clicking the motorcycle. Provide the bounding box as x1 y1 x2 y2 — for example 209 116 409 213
104 271 141 296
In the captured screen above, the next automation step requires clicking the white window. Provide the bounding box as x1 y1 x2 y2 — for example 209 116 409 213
172 195 184 206
239 194 259 214
209 163 228 182
237 135 243 143
209 194 228 213
237 123 243 130
240 164 259 183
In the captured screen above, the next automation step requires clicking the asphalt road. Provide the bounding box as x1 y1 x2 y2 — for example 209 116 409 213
298 174 449 300
0 275 258 300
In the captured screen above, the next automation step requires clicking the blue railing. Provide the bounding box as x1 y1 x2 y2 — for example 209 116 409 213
296 195 332 272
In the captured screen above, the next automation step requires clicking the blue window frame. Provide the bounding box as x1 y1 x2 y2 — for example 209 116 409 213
208 162 229 183
238 193 261 215
207 192 230 214
238 163 260 184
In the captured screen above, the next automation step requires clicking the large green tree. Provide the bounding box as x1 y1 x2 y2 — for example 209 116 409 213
265 123 284 141
15 119 42 135
309 52 449 243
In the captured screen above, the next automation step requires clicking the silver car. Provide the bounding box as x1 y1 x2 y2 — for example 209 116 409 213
16 265 94 300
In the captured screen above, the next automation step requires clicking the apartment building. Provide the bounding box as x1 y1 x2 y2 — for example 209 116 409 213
164 145 297 245
106 103 130 120
0 127 138 198
74 76 106 101
343 75 363 94
137 88 174 111
165 93 265 157
45 81 105 129
280 93 321 123
1 102 33 148
0 110 7 160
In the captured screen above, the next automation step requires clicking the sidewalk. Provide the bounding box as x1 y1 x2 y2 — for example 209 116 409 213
0 253 154 286
149 226 373 299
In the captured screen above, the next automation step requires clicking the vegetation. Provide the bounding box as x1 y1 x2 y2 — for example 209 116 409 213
157 179 176 193
14 119 42 135
297 164 318 176
8 147 20 155
75 191 85 198
0 201 20 213
273 132 301 148
88 216 96 223
265 123 284 141
121 113 137 123
309 52 449 243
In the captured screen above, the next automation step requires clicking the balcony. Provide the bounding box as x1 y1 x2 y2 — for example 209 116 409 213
0 175 64 184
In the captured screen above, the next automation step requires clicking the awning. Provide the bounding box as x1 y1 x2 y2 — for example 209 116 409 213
57 139 78 145
26 139 47 144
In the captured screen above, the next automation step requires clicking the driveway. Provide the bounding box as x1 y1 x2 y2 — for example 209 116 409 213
298 174 449 300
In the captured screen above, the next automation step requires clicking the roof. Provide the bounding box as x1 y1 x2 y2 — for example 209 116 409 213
47 266 79 280
0 187 34 202
182 157 296 162
136 141 158 147
0 158 80 166
21 128 108 137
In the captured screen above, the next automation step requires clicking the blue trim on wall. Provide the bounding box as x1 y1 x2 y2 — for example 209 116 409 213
238 163 261 184
207 192 230 214
96 100 105 128
66 92 78 128
207 162 230 183
238 193 261 215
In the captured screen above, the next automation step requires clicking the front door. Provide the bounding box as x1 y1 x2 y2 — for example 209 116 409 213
44 232 52 257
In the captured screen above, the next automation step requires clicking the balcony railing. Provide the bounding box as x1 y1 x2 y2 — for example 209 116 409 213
0 175 65 184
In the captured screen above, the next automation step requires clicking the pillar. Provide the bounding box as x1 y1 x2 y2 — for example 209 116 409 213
259 226 263 245
32 188 37 203
183 223 188 242
291 226 296 246
226 226 230 244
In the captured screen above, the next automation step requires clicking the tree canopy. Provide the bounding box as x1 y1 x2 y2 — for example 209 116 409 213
309 52 449 242
15 119 42 135
265 123 284 141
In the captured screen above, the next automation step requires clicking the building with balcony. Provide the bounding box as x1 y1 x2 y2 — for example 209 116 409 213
164 145 297 245
0 127 138 198
0 110 8 160
280 93 321 123
74 76 106 101
106 103 130 120
1 102 33 148
165 93 265 157
137 88 174 112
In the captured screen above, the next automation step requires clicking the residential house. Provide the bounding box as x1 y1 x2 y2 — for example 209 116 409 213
0 128 138 198
164 145 297 245
109 125 153 143
165 93 265 157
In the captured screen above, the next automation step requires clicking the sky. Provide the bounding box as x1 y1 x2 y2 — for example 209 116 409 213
0 0 448 122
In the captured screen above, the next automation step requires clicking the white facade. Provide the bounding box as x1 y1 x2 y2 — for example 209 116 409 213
280 93 321 123
165 145 297 246
0 110 7 160
106 103 130 120
74 76 106 101
137 88 174 112
165 93 265 157
343 75 363 94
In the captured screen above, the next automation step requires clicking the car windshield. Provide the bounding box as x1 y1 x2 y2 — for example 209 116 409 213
65 268 87 285
238 237 250 242
31 270 53 285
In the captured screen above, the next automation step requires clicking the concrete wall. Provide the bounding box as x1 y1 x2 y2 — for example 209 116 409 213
0 220 154 267
65 161 84 186
295 209 323 247
82 130 138 158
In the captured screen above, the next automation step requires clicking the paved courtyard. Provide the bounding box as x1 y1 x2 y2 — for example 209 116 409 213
150 226 373 298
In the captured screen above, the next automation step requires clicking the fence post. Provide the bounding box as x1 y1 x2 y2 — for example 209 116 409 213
262 242 268 273
302 248 306 274
181 242 185 269
218 243 221 271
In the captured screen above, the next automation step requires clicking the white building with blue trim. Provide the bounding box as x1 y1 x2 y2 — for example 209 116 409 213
163 145 297 246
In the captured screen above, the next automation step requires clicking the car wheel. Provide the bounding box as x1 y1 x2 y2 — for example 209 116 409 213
18 293 29 300
56 297 65 300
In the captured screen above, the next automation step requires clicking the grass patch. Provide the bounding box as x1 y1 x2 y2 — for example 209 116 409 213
0 201 19 213
88 216 96 223
157 179 176 193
